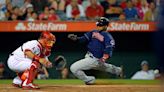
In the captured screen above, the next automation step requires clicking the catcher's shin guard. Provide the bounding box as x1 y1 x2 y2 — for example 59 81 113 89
25 61 40 84
22 61 40 89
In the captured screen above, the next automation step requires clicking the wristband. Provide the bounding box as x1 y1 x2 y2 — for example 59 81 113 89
102 54 109 60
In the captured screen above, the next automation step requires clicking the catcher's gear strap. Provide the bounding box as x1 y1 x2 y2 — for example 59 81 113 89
33 55 40 62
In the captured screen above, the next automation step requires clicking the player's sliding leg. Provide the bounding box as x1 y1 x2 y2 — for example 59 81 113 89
70 57 97 84
22 61 40 89
97 63 122 76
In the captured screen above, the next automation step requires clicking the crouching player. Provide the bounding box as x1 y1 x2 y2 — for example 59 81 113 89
7 32 55 89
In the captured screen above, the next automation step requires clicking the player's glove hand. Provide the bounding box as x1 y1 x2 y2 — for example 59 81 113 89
39 58 52 68
68 34 78 41
45 61 53 68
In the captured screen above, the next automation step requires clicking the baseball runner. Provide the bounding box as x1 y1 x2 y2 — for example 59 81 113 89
68 17 122 85
7 32 55 89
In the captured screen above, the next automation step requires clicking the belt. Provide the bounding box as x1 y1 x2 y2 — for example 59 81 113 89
87 52 95 59
86 52 100 60
10 53 14 56
10 46 23 56
89 55 94 58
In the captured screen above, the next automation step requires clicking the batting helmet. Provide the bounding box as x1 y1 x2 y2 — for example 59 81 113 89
96 17 109 27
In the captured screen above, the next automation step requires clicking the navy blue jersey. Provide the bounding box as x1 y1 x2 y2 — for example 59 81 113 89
78 30 115 59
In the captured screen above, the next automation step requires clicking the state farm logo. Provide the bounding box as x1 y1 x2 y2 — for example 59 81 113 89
15 22 67 31
108 22 150 31
15 22 26 31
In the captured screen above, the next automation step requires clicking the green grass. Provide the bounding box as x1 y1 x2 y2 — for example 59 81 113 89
0 79 160 85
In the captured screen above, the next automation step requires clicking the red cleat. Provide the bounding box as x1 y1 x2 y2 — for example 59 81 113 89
22 83 40 90
22 79 40 90
12 83 22 88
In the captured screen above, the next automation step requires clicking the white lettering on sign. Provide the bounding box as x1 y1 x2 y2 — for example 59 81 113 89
108 22 149 31
15 22 67 31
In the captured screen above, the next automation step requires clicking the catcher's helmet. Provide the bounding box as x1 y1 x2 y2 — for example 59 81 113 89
96 17 109 27
40 31 56 49
40 31 56 41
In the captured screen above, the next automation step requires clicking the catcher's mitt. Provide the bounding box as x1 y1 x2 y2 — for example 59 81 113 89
53 55 66 70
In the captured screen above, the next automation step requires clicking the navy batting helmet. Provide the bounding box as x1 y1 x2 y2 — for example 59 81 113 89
96 17 109 26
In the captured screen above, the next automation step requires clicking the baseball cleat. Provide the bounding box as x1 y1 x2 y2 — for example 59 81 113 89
85 81 95 85
22 83 40 90
12 83 22 88
116 66 124 78
22 79 40 90
116 67 122 75
85 76 95 85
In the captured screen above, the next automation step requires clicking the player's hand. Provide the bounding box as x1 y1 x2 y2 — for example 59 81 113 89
99 54 109 63
98 58 106 67
68 34 78 41
45 61 53 68
39 58 52 68
99 58 106 63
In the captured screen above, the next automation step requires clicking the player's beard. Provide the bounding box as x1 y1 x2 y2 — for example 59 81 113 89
97 26 107 32
101 26 107 31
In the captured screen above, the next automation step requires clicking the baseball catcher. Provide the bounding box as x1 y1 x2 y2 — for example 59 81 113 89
68 17 122 85
7 32 55 89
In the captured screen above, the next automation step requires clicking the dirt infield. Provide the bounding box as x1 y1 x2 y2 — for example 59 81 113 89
0 84 161 92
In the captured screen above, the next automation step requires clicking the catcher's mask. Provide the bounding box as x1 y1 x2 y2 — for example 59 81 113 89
40 31 56 49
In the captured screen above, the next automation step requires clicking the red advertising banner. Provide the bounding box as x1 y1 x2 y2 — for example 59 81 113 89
0 21 156 32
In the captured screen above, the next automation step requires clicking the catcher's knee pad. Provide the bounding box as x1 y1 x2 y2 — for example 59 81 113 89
21 61 40 81
28 61 40 77
31 61 40 69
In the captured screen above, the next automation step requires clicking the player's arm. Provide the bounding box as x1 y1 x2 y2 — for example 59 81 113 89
22 41 52 68
68 31 92 43
103 40 114 59
24 50 35 59
100 34 115 62
24 50 52 68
